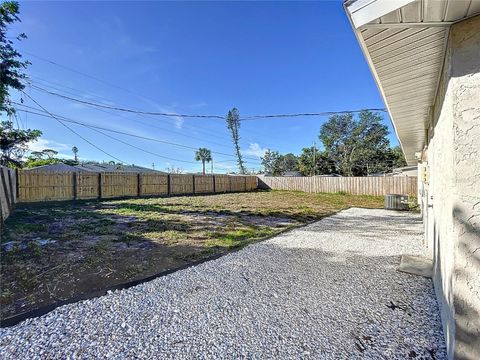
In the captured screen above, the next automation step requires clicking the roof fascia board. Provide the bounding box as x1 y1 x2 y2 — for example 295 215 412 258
362 22 452 28
347 0 417 28
344 1 410 162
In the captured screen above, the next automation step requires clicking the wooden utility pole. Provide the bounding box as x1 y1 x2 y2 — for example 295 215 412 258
312 142 317 177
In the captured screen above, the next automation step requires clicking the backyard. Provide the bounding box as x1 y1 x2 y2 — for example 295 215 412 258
0 190 383 320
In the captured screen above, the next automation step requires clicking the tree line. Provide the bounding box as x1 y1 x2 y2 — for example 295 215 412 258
260 110 407 177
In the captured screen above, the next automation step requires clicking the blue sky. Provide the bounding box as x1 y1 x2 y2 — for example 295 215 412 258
8 0 397 173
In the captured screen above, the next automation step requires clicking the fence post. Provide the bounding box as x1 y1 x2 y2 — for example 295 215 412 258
167 174 171 195
212 175 216 193
192 174 196 194
98 173 102 199
15 168 19 199
137 173 142 197
0 168 11 213
8 168 15 205
73 172 78 200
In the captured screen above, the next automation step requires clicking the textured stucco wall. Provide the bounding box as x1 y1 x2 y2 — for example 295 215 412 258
426 15 480 360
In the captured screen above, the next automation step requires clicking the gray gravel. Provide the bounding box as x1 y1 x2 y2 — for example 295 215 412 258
0 208 446 359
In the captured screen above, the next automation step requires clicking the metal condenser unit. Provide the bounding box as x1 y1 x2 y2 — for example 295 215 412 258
384 194 409 211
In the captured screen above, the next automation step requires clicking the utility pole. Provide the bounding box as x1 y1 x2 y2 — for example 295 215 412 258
152 162 155 170
312 142 317 177
211 158 214 174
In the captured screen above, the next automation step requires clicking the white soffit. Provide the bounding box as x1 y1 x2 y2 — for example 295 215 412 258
345 0 480 164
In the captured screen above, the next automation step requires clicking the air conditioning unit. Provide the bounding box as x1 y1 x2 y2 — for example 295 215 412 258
384 194 409 211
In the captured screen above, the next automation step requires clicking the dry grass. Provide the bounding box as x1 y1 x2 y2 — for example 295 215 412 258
0 190 383 319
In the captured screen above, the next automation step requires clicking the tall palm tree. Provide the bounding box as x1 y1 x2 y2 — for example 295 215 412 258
195 148 212 175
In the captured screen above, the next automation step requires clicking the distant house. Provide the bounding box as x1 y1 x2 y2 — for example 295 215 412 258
314 173 342 177
25 163 165 173
75 163 164 173
390 166 417 177
282 171 303 177
24 163 84 172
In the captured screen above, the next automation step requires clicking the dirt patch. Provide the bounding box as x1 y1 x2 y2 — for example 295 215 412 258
0 190 383 319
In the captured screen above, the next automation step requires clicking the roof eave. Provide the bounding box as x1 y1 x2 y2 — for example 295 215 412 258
343 1 412 164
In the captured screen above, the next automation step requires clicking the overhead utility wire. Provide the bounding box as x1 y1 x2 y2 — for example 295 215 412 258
18 108 256 167
84 126 197 165
27 76 236 142
25 52 387 121
31 85 225 119
28 80 233 149
29 79 285 149
32 85 387 121
240 109 388 120
18 108 259 167
21 93 128 164
14 104 262 164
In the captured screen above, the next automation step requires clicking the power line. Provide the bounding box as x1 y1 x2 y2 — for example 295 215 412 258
27 77 242 145
14 104 262 164
27 76 305 149
241 109 387 120
28 79 234 149
25 52 387 122
85 126 197 165
32 85 387 121
20 93 128 164
31 85 225 119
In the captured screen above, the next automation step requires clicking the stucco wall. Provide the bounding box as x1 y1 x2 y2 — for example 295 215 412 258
425 15 480 360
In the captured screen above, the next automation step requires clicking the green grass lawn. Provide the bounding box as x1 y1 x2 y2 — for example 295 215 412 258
0 190 383 319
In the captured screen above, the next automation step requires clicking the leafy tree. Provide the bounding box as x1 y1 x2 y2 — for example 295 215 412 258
72 146 78 162
387 146 407 169
279 153 299 172
29 150 44 160
195 147 212 175
41 148 58 159
0 2 42 168
261 149 283 175
24 157 61 168
1 1 29 116
226 108 246 174
0 120 41 167
319 110 391 176
298 146 334 176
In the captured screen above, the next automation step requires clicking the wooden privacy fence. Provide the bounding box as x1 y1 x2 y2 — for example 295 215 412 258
257 175 418 197
14 171 258 204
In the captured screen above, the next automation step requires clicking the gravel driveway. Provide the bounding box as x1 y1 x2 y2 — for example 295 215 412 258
0 208 446 359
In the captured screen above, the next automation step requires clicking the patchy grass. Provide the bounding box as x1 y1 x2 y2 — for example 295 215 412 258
0 190 383 319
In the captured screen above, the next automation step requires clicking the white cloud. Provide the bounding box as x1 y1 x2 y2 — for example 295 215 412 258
244 143 268 158
28 138 71 153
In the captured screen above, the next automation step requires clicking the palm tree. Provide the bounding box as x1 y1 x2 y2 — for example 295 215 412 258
72 146 79 162
195 148 212 175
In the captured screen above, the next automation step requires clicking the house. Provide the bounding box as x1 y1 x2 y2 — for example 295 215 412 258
25 163 165 173
24 163 86 172
75 163 164 173
281 171 303 177
344 1 480 359
390 165 418 177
